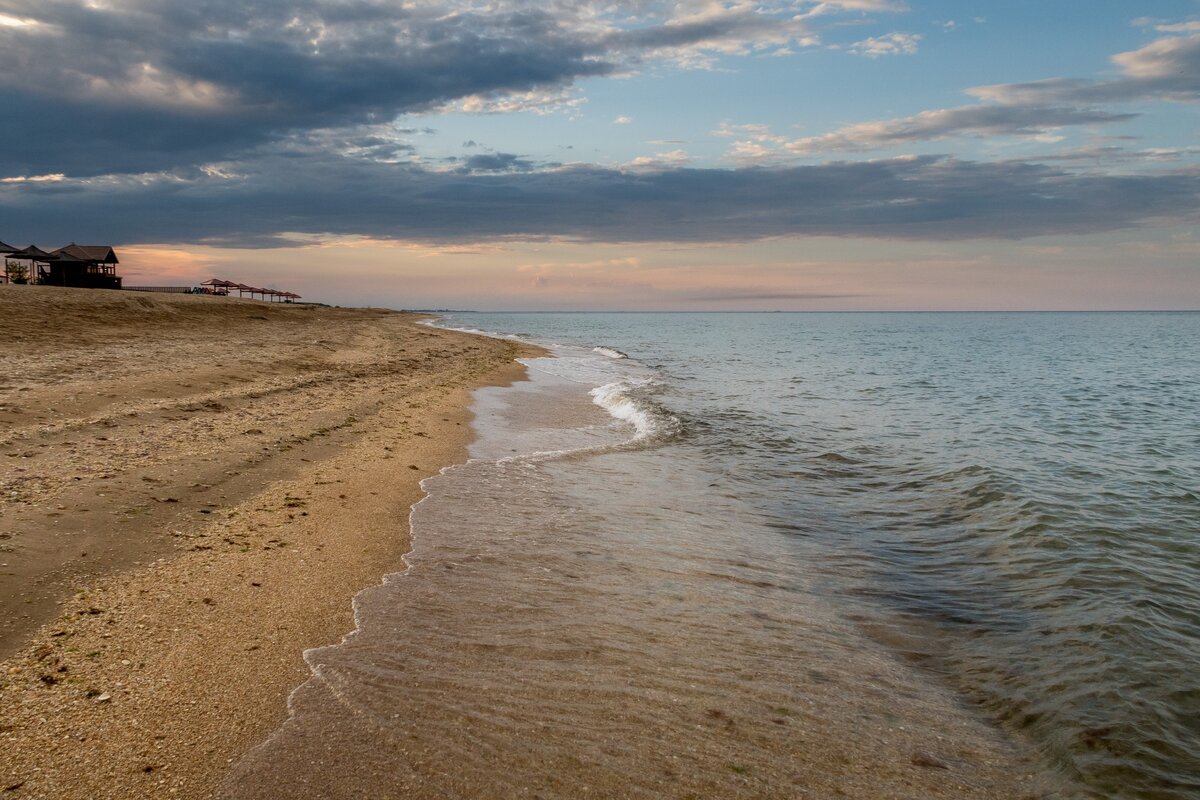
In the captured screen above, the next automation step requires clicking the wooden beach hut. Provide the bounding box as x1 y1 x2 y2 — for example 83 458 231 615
39 244 122 289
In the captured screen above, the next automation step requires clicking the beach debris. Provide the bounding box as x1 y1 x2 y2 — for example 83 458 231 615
911 751 949 770
94 693 111 703
4 780 26 792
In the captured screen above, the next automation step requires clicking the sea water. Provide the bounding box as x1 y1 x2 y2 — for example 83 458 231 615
224 312 1199 799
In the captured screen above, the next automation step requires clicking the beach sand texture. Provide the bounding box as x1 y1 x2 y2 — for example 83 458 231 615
0 285 532 798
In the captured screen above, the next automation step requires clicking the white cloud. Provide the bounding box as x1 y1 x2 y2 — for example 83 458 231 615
451 88 587 117
764 29 1196 158
807 1 909 15
848 32 922 58
969 31 1200 104
627 149 691 170
1134 18 1200 33
784 105 1136 153
714 122 788 144
1153 21 1200 33
613 115 633 124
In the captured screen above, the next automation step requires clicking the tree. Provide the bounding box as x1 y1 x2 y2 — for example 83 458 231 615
5 261 29 284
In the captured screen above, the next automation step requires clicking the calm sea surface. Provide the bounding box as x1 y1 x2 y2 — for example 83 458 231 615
226 312 1199 799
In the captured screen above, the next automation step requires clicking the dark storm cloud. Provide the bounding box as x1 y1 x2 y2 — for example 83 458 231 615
0 1 617 175
3 155 1197 247
0 0 830 177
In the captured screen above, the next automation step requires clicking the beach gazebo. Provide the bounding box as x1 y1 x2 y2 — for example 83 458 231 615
0 240 19 283
200 278 233 295
4 245 59 285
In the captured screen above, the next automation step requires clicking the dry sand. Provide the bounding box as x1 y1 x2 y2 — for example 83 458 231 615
0 285 536 798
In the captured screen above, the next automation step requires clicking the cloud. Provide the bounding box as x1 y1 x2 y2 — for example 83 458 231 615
848 32 922 58
999 144 1200 165
808 1 909 15
686 291 869 301
1152 21 1200 33
456 152 536 173
784 105 1137 153
969 31 1200 105
613 115 633 125
0 0 897 177
734 30 1199 158
627 149 691 170
3 154 1197 248
1134 18 1200 33
450 87 587 116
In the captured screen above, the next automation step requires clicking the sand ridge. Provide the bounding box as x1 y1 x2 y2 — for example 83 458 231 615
0 285 537 798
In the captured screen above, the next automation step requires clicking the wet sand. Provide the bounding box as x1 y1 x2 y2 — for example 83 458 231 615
0 285 534 798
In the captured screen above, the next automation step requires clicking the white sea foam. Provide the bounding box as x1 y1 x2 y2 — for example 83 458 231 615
434 315 680 446
590 378 677 441
419 316 545 344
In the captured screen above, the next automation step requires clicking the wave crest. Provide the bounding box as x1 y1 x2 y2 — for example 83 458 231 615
590 378 682 442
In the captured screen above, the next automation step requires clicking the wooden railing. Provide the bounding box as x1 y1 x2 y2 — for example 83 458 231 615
124 286 198 294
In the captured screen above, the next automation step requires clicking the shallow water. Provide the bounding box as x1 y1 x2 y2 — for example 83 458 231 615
226 312 1198 799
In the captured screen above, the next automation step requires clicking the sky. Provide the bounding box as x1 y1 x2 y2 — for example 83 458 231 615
1 0 1198 310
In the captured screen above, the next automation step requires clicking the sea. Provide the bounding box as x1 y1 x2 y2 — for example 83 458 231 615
223 312 1200 799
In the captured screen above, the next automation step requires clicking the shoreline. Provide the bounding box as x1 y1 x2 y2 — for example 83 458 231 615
0 286 541 798
215 325 1050 800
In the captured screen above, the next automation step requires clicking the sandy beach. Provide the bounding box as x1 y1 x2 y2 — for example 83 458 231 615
0 285 535 798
